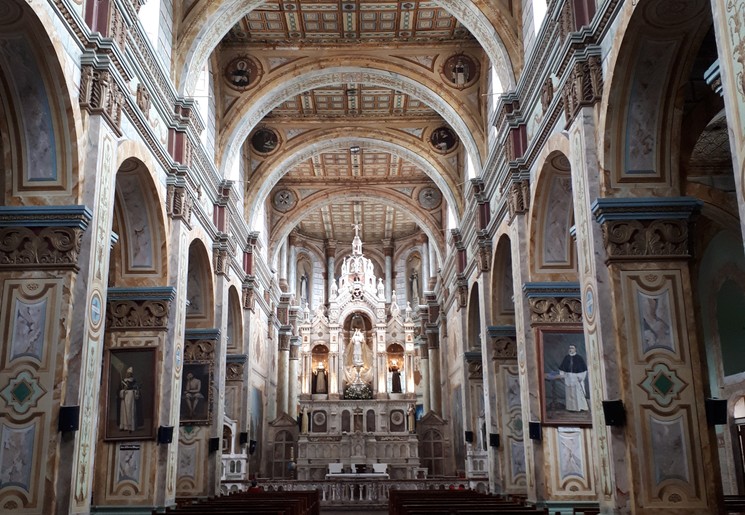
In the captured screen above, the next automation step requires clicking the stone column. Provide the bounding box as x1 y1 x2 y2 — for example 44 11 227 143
278 240 288 292
277 328 291 415
507 179 545 504
591 197 721 513
288 234 298 300
0 205 93 515
383 239 393 302
488 327 522 495
427 327 442 414
710 0 745 251
325 240 336 302
421 237 430 293
417 339 431 414
288 337 301 417
429 241 438 290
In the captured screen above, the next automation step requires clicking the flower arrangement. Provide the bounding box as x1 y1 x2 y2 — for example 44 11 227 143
344 382 373 400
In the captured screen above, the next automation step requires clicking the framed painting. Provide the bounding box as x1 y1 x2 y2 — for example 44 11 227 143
104 347 157 441
539 327 592 425
180 363 212 425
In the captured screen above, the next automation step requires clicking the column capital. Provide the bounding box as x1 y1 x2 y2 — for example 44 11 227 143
592 197 702 261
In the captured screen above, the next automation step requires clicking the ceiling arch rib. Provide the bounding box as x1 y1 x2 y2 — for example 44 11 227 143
248 132 463 227
176 0 518 97
221 65 483 180
268 187 445 267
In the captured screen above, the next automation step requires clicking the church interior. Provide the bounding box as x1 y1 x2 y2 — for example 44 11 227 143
2 0 745 513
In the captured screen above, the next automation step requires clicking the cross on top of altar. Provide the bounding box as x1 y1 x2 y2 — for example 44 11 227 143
351 223 362 256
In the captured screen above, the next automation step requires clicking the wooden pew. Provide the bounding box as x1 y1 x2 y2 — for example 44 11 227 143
159 489 319 515
389 489 547 515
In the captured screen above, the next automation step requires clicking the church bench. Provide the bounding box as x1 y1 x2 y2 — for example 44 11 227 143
388 489 545 515
161 490 319 515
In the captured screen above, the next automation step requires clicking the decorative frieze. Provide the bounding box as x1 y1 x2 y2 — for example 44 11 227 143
135 82 150 118
79 64 124 136
541 76 554 112
524 283 582 324
562 52 603 127
226 355 247 381
242 276 256 311
592 198 702 261
465 351 483 379
0 206 92 271
184 329 220 361
213 234 230 276
507 179 530 220
488 326 518 360
105 287 176 330
166 184 194 228
477 231 492 273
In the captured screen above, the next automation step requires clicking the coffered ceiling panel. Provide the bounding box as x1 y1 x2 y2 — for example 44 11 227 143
296 200 420 242
224 1 476 44
267 84 438 119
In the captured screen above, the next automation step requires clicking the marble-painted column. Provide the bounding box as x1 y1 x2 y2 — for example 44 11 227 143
417 340 431 414
288 233 298 299
383 240 393 303
209 272 231 496
288 337 301 417
568 107 625 510
591 197 721 513
508 189 545 504
277 328 291 415
325 240 336 303
477 271 502 494
278 240 288 292
427 327 442 414
710 0 745 251
488 326 523 496
429 242 438 290
421 237 430 293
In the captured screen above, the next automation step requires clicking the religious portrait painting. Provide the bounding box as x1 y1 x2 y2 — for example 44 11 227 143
538 327 592 425
104 348 157 441
441 53 479 89
224 55 261 91
180 363 212 425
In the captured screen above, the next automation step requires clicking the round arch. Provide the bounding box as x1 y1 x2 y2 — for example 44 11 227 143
268 188 445 267
185 237 216 328
175 0 518 97
0 0 84 204
110 156 169 286
220 62 484 178
597 0 713 191
250 129 463 226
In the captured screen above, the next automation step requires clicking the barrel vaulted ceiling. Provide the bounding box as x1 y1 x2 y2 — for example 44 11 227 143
179 0 521 253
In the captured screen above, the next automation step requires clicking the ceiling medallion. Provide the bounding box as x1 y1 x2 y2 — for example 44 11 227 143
429 126 458 154
418 187 442 210
251 127 280 155
224 56 261 91
273 189 297 212
441 53 480 90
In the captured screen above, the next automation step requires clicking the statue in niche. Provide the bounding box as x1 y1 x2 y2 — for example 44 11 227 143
389 359 402 393
344 328 373 384
313 362 327 394
410 271 419 301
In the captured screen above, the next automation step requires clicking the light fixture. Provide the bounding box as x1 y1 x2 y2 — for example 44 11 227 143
350 146 360 153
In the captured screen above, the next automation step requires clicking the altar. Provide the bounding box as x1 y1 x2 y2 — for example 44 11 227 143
295 228 422 481
325 473 390 479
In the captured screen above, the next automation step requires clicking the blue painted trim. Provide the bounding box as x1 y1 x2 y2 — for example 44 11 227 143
0 205 93 229
185 328 221 339
591 197 702 223
523 282 580 298
106 287 176 301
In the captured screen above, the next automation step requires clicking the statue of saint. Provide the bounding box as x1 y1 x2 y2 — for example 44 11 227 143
352 328 364 366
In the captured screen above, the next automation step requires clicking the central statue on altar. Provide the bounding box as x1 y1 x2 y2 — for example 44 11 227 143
344 321 373 386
